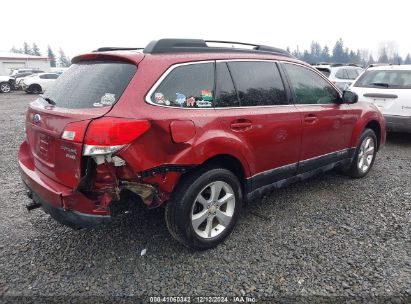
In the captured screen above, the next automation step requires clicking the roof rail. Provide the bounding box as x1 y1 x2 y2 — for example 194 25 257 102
93 47 144 52
142 39 293 57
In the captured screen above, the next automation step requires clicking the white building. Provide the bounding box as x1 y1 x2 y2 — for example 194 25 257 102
0 52 51 76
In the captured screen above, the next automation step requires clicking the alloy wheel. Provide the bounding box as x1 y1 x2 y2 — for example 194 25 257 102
191 181 236 239
357 136 375 173
0 83 11 93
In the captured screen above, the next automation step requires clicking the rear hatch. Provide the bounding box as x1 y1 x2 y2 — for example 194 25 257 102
351 68 411 116
25 58 138 188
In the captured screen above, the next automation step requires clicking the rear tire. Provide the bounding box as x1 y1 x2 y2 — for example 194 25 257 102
0 82 11 93
28 84 42 94
165 166 242 250
346 128 377 178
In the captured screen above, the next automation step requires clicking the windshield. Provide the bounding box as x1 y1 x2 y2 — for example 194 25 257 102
354 70 411 89
43 61 137 109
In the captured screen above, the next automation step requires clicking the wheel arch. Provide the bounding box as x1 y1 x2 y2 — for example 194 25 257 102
190 154 248 194
364 120 382 150
350 116 383 151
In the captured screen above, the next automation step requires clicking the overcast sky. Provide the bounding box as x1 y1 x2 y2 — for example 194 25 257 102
1 0 409 58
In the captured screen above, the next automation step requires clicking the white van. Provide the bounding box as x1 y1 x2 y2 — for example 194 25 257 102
349 65 411 133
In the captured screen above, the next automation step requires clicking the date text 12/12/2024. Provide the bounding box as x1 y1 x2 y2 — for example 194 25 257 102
149 296 257 303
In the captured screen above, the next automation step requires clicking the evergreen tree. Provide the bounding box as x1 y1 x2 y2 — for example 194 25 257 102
292 46 302 60
58 48 71 67
368 55 375 66
390 53 403 65
348 50 356 63
343 48 350 63
302 50 312 63
310 41 322 64
10 46 22 53
47 46 57 67
23 42 32 55
354 50 362 63
378 48 389 63
321 45 331 63
32 43 41 56
332 38 345 63
404 54 411 64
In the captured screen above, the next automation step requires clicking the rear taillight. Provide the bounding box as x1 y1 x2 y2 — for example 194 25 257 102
62 118 150 156
83 118 150 156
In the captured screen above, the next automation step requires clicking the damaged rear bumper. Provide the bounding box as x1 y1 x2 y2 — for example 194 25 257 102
30 190 111 229
19 145 112 229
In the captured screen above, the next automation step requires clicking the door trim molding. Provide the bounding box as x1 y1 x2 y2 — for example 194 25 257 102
245 148 356 193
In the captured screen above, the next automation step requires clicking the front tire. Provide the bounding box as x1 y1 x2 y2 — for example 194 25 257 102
165 166 242 250
346 128 377 178
0 82 11 93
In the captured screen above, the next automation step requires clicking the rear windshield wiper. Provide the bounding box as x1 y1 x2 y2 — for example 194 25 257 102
40 95 56 105
371 82 390 88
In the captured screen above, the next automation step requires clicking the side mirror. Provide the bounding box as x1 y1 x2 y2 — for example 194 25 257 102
342 90 358 104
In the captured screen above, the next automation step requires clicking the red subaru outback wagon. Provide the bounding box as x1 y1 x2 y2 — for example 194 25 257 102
19 39 386 249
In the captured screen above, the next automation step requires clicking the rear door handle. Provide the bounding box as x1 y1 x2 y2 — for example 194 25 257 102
230 120 252 131
304 114 318 124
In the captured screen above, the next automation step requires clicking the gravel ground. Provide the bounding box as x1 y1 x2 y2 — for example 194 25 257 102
0 91 410 303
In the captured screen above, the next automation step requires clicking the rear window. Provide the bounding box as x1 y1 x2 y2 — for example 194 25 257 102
335 69 349 79
43 61 137 109
316 68 331 78
354 70 411 89
346 68 360 80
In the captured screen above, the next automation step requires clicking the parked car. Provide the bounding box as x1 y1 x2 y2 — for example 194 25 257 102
19 39 386 249
0 76 13 93
12 70 45 90
21 73 60 94
315 64 363 91
349 64 411 133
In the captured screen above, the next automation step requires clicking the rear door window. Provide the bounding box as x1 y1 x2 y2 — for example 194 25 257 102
151 63 215 108
215 62 240 107
226 61 287 106
284 63 340 104
43 61 137 109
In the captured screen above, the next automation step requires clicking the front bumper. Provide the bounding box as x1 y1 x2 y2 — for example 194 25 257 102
19 141 111 229
385 115 411 133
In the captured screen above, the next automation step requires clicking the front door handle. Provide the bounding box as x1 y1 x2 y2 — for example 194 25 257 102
304 114 319 124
